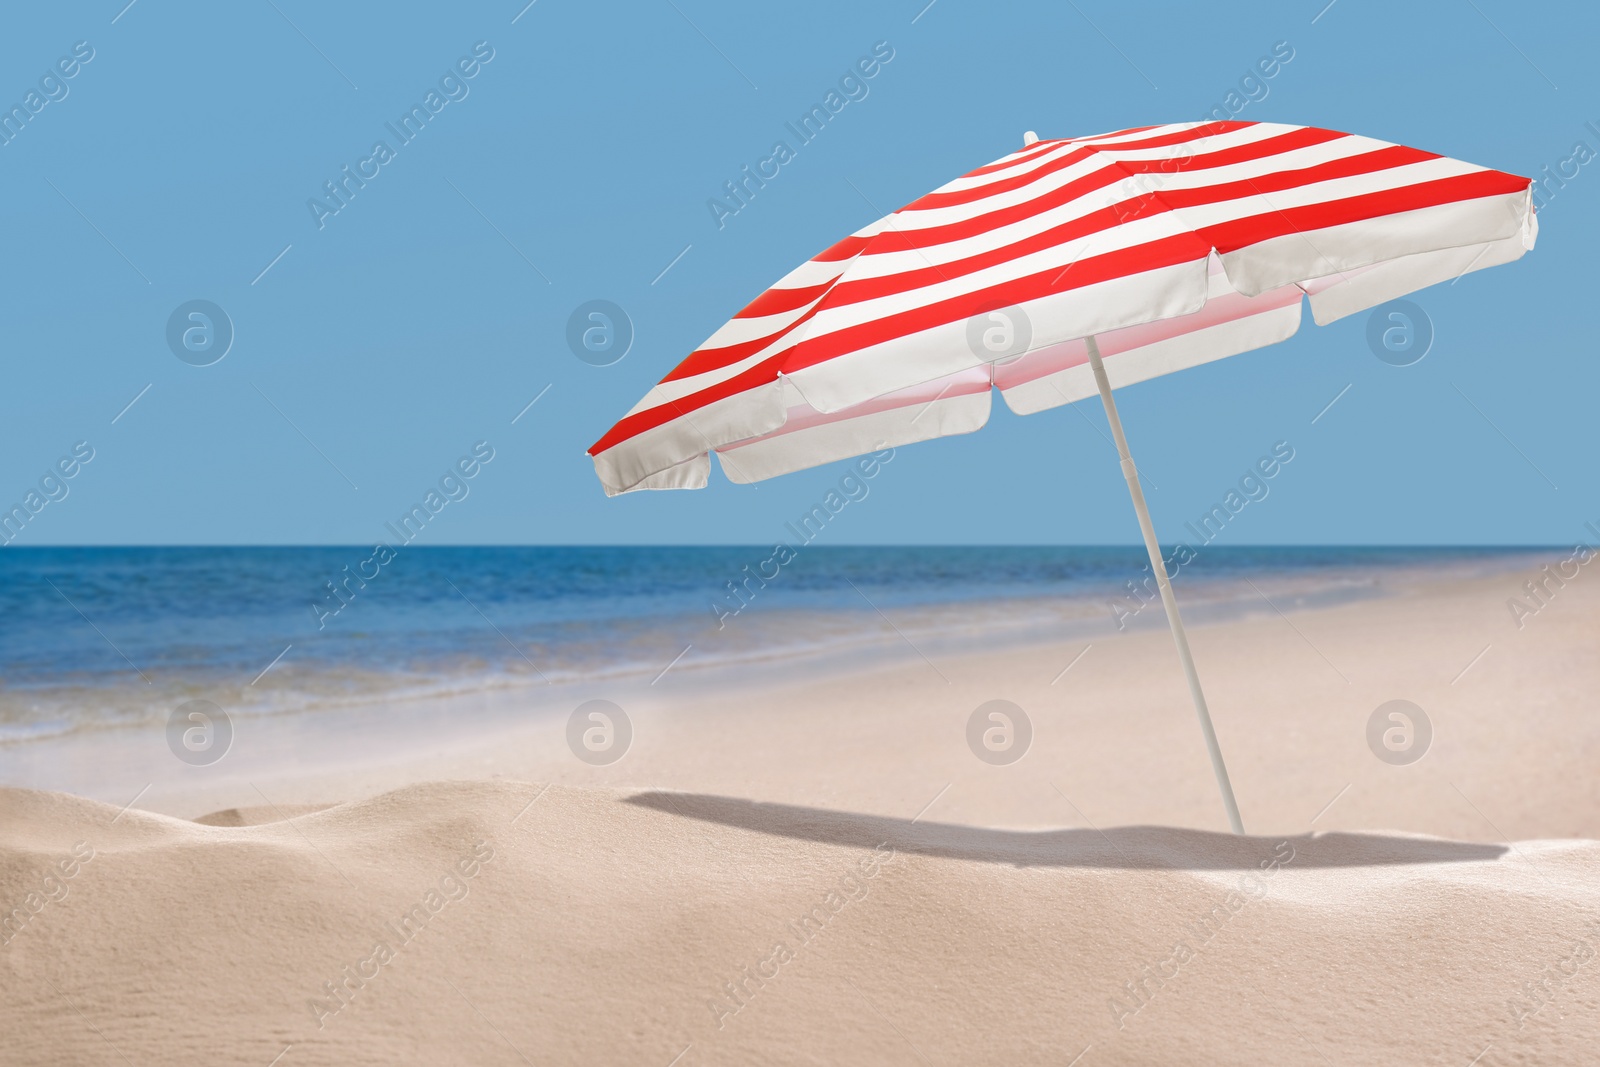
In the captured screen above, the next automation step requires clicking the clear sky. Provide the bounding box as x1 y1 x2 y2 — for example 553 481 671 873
0 0 1592 546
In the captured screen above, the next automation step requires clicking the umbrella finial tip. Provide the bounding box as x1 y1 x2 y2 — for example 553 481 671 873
1023 130 1039 146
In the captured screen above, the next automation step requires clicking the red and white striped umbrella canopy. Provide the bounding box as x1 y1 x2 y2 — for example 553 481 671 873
589 120 1535 496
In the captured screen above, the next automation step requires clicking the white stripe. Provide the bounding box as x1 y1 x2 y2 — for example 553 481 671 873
931 139 1098 195
1218 187 1529 296
764 260 851 292
1306 229 1530 324
717 388 990 483
1083 120 1302 156
628 344 780 411
694 287 830 350
1161 156 1484 230
1071 121 1205 146
1000 301 1301 414
903 124 1306 227
595 379 788 493
999 289 1303 415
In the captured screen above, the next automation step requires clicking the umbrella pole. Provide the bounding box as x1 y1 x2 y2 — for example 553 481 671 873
1084 335 1246 835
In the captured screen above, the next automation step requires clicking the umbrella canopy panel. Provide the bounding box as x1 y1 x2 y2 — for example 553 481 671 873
589 120 1535 496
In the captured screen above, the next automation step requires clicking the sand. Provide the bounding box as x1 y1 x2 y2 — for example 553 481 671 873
3 562 1599 1064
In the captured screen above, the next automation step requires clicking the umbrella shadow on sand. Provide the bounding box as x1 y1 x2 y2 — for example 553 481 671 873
624 792 1507 870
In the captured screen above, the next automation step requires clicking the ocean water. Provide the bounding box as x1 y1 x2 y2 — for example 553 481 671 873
0 546 1539 744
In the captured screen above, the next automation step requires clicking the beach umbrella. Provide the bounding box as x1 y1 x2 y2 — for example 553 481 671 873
588 120 1537 834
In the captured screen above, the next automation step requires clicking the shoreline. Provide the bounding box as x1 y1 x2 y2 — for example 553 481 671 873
0 545 1547 750
2 548 1587 839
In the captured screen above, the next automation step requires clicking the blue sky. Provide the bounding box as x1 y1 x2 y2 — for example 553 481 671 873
0 0 1593 546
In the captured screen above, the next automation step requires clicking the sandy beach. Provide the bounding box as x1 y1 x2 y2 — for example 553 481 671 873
4 560 1599 1065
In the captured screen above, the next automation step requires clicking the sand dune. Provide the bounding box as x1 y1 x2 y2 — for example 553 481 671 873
4 779 1598 1066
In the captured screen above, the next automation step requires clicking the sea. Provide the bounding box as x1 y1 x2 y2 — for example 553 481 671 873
0 546 1541 747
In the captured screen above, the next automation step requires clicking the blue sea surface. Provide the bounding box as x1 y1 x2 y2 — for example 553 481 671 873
0 546 1540 742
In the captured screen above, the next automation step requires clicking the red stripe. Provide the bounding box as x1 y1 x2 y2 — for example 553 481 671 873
919 145 1101 208
1067 122 1166 145
814 234 872 263
662 297 826 383
590 354 787 456
964 139 1068 178
737 277 836 318
1197 170 1528 253
963 125 1167 180
1156 144 1435 209
912 121 1262 211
